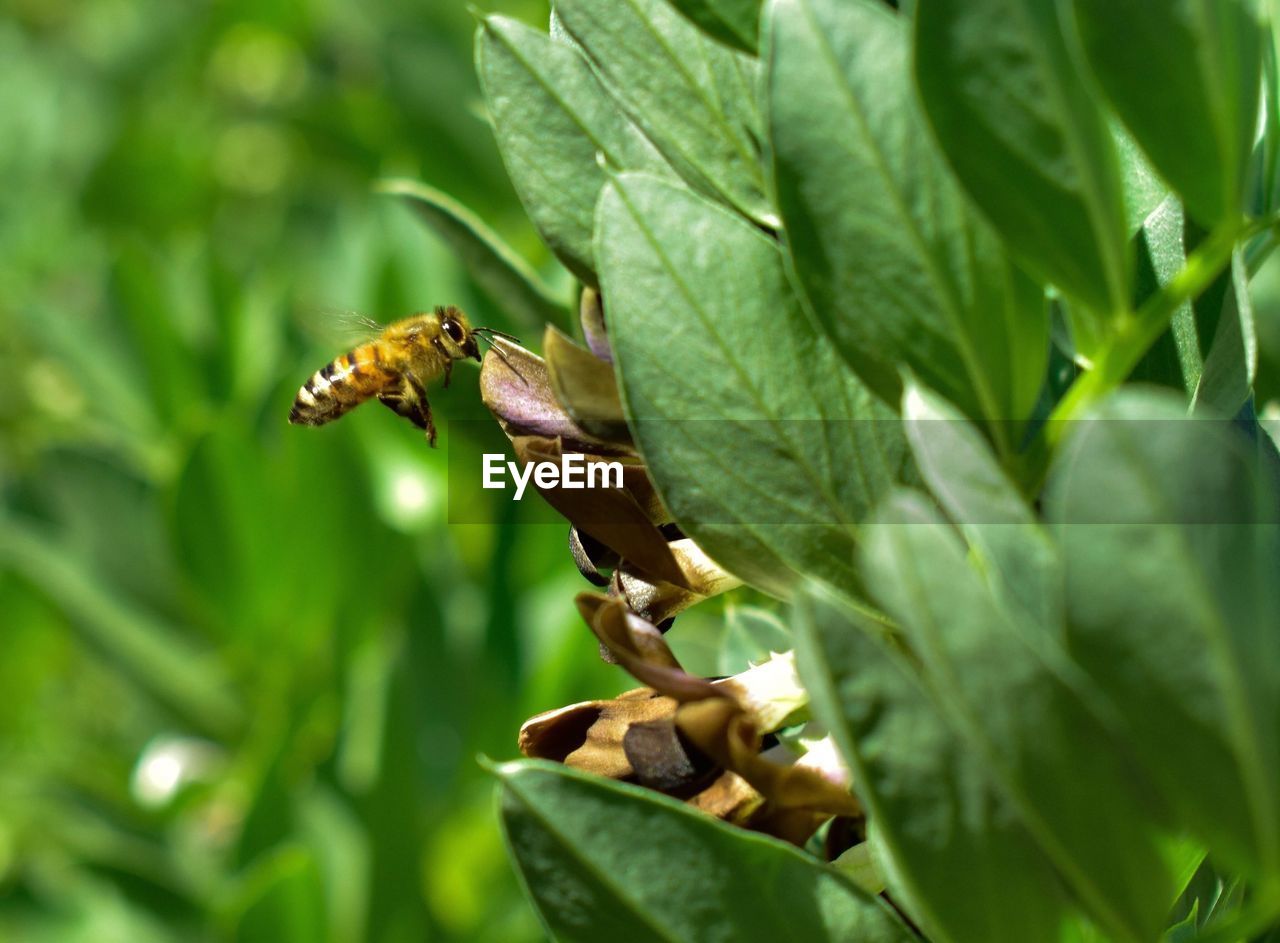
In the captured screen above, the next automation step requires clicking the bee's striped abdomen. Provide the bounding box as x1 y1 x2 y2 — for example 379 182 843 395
289 344 393 427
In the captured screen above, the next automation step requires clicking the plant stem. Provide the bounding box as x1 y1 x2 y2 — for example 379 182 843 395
1044 216 1272 447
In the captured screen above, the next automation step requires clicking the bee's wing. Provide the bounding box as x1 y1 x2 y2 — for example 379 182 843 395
336 312 385 337
296 305 386 345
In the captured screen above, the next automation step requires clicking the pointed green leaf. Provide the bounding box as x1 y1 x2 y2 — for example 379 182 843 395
1127 199 1250 408
597 173 909 598
0 521 241 735
379 178 567 330
901 380 1060 628
667 0 763 53
1047 389 1280 882
856 493 1185 943
495 759 915 943
794 583 1085 943
1116 123 1170 237
1129 196 1204 392
477 15 672 282
915 0 1129 317
555 0 774 225
768 0 1048 443
718 604 792 675
224 845 326 943
1193 252 1257 416
1072 0 1264 229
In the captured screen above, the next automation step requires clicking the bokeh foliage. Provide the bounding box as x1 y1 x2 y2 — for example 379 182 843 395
0 1 640 940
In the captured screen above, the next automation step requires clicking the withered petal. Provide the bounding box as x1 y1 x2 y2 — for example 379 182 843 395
745 806 833 848
512 436 690 589
480 341 625 455
713 651 807 732
576 595 722 700
579 286 612 363
612 538 743 625
687 770 763 825
675 698 861 820
575 593 683 669
569 526 619 586
622 718 718 793
519 688 677 782
544 324 631 444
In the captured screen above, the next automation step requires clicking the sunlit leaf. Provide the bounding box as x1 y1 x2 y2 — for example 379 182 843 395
768 0 1048 442
1072 0 1264 229
901 380 1059 628
1193 253 1257 416
555 0 774 225
666 0 763 53
861 491 1183 941
794 583 1086 943
915 0 1129 317
494 759 915 943
477 15 673 282
597 173 909 597
1047 389 1280 882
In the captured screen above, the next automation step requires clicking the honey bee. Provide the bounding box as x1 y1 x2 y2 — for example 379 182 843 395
288 305 517 446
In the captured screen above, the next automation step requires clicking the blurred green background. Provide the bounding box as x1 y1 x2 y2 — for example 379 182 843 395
7 0 1280 940
0 0 636 940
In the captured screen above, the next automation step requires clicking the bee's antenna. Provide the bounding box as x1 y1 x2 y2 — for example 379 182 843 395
477 334 528 384
474 327 522 343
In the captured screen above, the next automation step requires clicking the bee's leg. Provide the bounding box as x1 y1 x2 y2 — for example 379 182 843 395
424 400 437 447
377 377 437 447
442 357 453 389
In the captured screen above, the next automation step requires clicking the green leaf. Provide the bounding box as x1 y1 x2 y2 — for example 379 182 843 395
1257 17 1280 217
1128 202 1251 409
224 845 326 943
1193 252 1257 416
717 603 792 675
1071 0 1264 230
1165 856 1243 941
554 0 774 225
901 380 1059 629
1047 389 1280 883
1129 196 1204 392
794 583 1085 943
111 241 208 430
856 492 1184 942
494 759 915 943
666 0 763 53
0 520 241 735
914 0 1129 316
1065 124 1165 366
477 15 673 282
1115 123 1170 236
597 173 909 597
767 0 1047 446
378 178 567 330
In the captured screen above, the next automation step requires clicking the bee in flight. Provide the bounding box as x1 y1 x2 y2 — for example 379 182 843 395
288 305 517 447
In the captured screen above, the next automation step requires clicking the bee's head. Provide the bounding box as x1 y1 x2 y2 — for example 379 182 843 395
435 306 480 362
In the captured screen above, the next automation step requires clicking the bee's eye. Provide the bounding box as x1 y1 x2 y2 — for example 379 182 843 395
442 318 465 343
